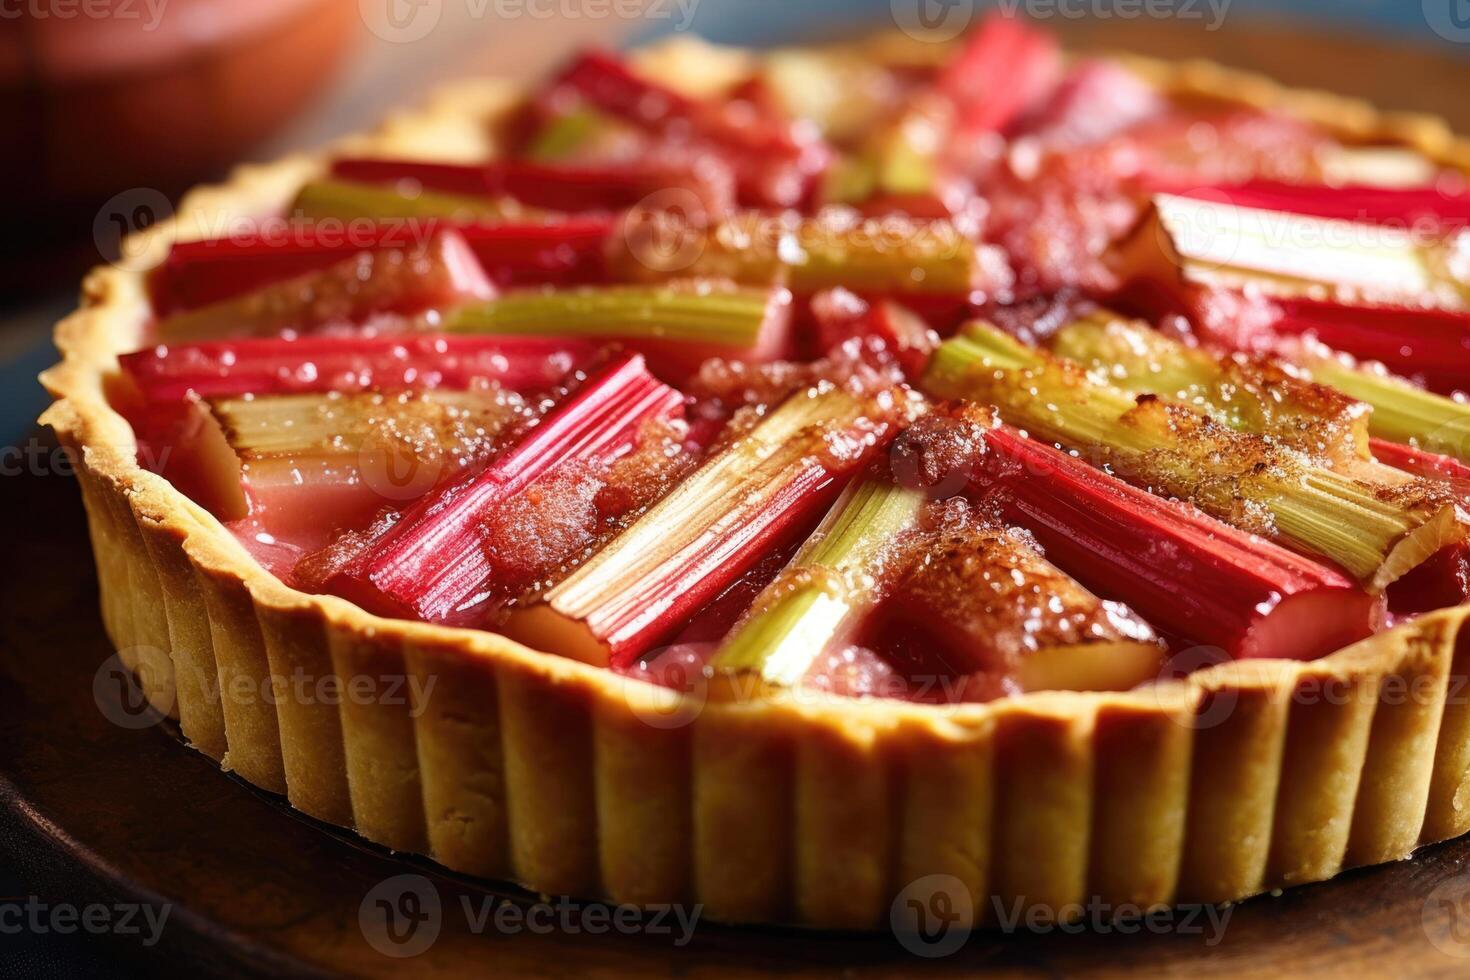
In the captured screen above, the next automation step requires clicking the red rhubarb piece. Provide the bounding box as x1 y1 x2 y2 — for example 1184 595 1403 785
937 12 1061 137
810 288 938 376
1270 298 1470 396
150 219 613 315
553 49 831 208
1372 438 1470 483
153 229 496 342
888 409 1385 661
332 155 737 218
119 334 597 403
1010 59 1165 148
299 352 686 626
1170 181 1470 232
328 158 490 196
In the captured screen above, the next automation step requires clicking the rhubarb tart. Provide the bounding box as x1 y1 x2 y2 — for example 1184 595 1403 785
41 17 1470 929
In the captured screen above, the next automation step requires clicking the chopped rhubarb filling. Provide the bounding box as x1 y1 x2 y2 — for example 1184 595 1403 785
289 178 527 223
924 324 1466 591
1168 181 1470 231
296 352 687 626
191 388 527 551
1373 439 1470 483
154 231 496 342
1268 299 1470 397
889 406 1384 661
808 13 1061 219
1008 60 1165 149
112 25 1470 704
118 335 596 404
503 381 914 667
150 219 613 314
868 497 1164 699
1049 311 1374 466
935 11 1061 138
809 288 938 376
755 49 905 147
711 476 923 688
545 49 831 208
441 280 793 377
1109 192 1470 365
330 156 737 219
1370 439 1470 613
612 208 1008 302
1113 193 1470 311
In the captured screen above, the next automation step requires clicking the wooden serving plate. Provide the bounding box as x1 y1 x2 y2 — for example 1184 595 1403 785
3 429 1470 977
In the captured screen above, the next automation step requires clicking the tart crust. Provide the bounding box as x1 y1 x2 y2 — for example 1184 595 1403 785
39 37 1470 928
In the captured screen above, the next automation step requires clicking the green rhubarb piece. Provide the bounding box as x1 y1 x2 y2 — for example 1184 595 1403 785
442 282 777 347
1054 313 1470 465
924 323 1464 590
678 213 981 296
1050 313 1371 463
712 478 924 686
524 107 628 161
290 178 519 223
1304 355 1470 463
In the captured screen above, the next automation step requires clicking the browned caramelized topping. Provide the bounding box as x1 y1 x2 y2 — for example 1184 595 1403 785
874 497 1159 680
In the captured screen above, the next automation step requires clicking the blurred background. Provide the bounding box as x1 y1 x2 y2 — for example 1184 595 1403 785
5 0 1470 442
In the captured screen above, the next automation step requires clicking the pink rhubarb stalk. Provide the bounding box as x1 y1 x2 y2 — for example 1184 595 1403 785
503 382 908 667
891 411 1384 660
119 334 597 403
552 49 831 208
153 230 496 342
936 12 1062 136
302 353 684 625
150 219 613 314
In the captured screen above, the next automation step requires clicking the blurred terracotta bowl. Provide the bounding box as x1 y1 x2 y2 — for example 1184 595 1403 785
0 0 358 213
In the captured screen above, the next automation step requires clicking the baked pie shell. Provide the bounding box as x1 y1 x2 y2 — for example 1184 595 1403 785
38 38 1470 928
